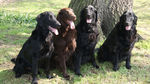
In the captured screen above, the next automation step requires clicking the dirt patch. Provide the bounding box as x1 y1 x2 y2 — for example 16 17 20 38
0 0 16 5
5 34 28 42
0 40 4 46
0 0 15 3
90 68 98 74
0 62 14 70
145 54 150 58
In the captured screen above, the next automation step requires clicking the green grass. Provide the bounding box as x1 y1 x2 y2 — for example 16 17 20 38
0 0 150 84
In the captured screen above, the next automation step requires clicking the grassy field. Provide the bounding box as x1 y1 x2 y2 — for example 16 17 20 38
0 0 150 84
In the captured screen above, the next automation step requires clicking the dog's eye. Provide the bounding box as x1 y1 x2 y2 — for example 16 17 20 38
90 7 93 10
49 15 53 18
129 13 131 15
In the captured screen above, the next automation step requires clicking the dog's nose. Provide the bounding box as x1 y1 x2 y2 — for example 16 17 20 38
87 14 92 19
57 22 61 28
87 14 90 17
125 21 132 26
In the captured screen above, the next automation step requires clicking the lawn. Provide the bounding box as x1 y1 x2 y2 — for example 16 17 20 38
0 0 150 84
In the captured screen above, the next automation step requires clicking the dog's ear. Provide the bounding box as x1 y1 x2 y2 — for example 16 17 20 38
94 8 98 22
56 12 61 22
120 15 124 22
57 10 66 26
57 10 65 21
120 11 127 23
36 13 44 27
133 13 138 25
80 8 85 20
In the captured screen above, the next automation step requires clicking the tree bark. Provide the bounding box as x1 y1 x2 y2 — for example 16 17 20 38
69 0 133 38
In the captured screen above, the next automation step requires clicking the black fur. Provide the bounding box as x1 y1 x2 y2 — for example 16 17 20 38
73 5 99 76
97 10 138 71
11 11 61 84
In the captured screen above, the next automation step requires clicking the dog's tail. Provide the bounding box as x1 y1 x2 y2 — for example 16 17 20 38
11 58 16 64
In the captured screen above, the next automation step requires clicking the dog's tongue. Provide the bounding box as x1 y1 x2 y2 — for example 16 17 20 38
49 27 59 35
125 26 131 31
68 21 75 29
87 19 92 23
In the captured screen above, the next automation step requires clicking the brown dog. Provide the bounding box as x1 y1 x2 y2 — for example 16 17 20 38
51 8 76 79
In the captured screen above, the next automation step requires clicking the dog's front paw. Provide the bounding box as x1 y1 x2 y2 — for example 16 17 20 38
31 80 38 84
113 66 119 71
75 69 83 76
46 74 54 79
126 65 131 69
15 73 21 78
63 74 70 80
75 72 83 77
95 65 99 69
31 77 38 84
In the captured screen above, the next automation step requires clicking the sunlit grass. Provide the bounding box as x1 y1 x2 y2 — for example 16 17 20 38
135 40 150 49
134 0 150 29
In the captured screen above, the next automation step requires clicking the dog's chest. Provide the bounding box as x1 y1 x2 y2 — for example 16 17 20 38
118 36 136 51
65 30 77 52
44 33 53 46
40 35 54 56
54 30 77 52
79 32 98 46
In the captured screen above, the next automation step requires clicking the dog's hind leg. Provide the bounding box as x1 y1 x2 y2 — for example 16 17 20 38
12 57 25 78
11 58 16 63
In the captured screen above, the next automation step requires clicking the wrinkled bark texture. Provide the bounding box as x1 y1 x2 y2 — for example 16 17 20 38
69 0 133 38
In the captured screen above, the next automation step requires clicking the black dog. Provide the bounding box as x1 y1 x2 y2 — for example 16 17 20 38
97 10 137 71
73 5 99 76
11 11 61 84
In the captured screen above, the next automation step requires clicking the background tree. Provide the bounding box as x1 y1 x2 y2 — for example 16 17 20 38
69 0 133 38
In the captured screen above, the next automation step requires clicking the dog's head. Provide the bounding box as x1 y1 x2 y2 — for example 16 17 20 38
120 9 138 31
81 5 98 24
57 8 76 29
36 11 61 35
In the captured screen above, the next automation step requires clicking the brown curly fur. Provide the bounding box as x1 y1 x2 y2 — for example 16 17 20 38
50 8 77 79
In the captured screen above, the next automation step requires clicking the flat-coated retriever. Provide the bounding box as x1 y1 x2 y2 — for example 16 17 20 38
97 10 138 71
73 5 99 76
50 8 76 79
11 11 61 84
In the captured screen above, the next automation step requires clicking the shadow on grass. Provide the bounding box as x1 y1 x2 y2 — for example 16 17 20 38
0 69 31 84
71 59 150 84
0 60 150 84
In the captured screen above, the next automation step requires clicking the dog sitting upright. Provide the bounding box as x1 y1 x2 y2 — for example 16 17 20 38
11 11 61 84
50 8 76 79
73 5 99 76
97 10 138 71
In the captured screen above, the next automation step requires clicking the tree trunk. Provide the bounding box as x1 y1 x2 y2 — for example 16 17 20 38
69 0 133 38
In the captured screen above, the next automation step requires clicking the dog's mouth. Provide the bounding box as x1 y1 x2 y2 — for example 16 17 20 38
125 25 131 31
48 26 59 35
86 19 92 23
86 14 92 23
67 20 75 29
